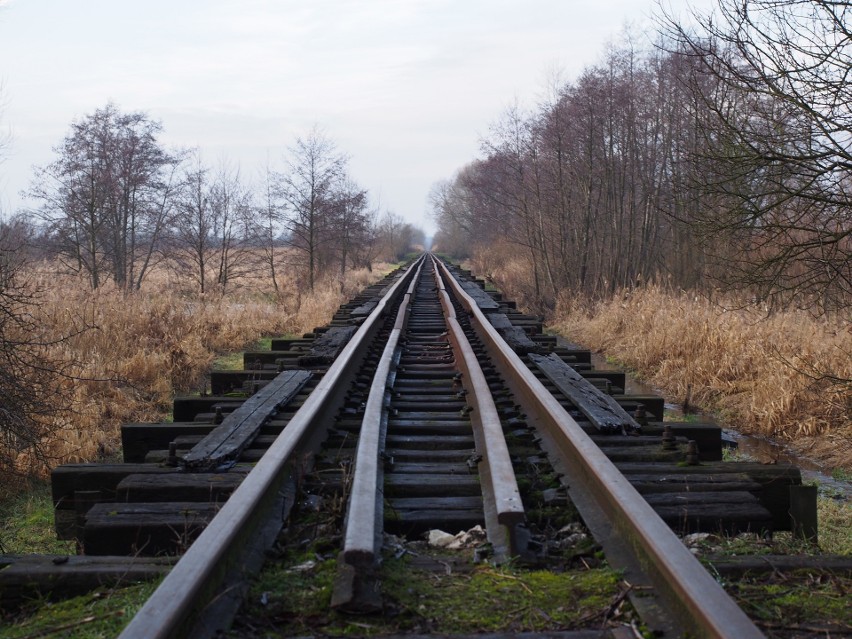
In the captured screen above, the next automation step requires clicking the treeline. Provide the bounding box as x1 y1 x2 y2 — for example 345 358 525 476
10 104 424 295
432 0 851 315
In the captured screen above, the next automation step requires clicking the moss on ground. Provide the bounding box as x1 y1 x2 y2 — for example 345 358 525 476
380 559 623 634
2 581 161 638
726 571 852 636
232 552 630 637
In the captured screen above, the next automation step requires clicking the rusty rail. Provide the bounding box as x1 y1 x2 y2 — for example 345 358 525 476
432 256 525 556
119 256 425 639
117 253 767 638
434 257 764 639
340 260 423 566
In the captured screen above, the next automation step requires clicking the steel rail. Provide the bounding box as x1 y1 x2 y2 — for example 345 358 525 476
341 259 423 566
434 257 764 639
432 256 525 554
119 256 425 639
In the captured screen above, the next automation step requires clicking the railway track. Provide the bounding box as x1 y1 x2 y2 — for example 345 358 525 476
1 254 824 638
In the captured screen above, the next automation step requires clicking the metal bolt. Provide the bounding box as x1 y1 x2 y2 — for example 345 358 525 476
214 406 224 425
686 440 700 465
661 423 676 450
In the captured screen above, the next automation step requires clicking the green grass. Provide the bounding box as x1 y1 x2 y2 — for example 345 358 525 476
722 447 757 463
380 560 623 633
726 571 852 632
817 497 852 555
831 467 852 482
0 481 75 555
234 553 631 636
211 336 279 371
1 482 161 638
3 581 162 638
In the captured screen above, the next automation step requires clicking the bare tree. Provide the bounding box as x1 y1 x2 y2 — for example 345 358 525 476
0 226 72 482
171 153 256 294
329 178 369 290
377 211 423 262
28 103 180 290
662 0 852 312
209 161 255 294
171 152 214 293
257 160 285 297
276 127 347 292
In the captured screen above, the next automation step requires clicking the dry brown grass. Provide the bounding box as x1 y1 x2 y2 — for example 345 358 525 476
550 285 852 469
467 240 545 313
6 259 388 481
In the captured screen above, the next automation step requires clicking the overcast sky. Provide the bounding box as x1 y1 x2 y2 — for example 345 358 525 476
0 0 708 235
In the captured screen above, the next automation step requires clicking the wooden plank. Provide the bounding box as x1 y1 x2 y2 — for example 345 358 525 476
641 422 724 461
459 281 500 311
384 434 476 449
652 501 773 534
387 496 483 510
580 370 626 388
385 509 484 532
269 337 305 350
117 471 246 502
0 556 173 605
171 397 244 423
297 325 357 365
181 369 311 471
705 555 852 577
487 313 540 354
615 395 665 420
83 502 219 556
388 462 475 474
0 555 174 605
121 423 216 463
598 446 684 463
350 299 379 317
628 472 762 494
384 473 480 497
530 353 641 434
643 490 762 506
385 449 477 462
616 461 802 531
209 370 279 395
52 464 178 509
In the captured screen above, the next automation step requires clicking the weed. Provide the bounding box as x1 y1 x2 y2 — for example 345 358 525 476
831 467 852 482
722 447 757 463
1 259 389 481
2 580 161 638
817 497 852 555
547 284 852 469
0 481 74 554
725 571 852 632
235 553 631 636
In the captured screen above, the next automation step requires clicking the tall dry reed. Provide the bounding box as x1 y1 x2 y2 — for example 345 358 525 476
8 260 388 479
551 285 852 468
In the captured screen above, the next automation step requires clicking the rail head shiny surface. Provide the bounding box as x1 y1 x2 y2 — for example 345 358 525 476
119 257 425 639
433 257 764 639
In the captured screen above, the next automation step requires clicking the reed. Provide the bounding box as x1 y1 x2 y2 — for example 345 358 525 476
4 259 387 483
550 285 852 469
